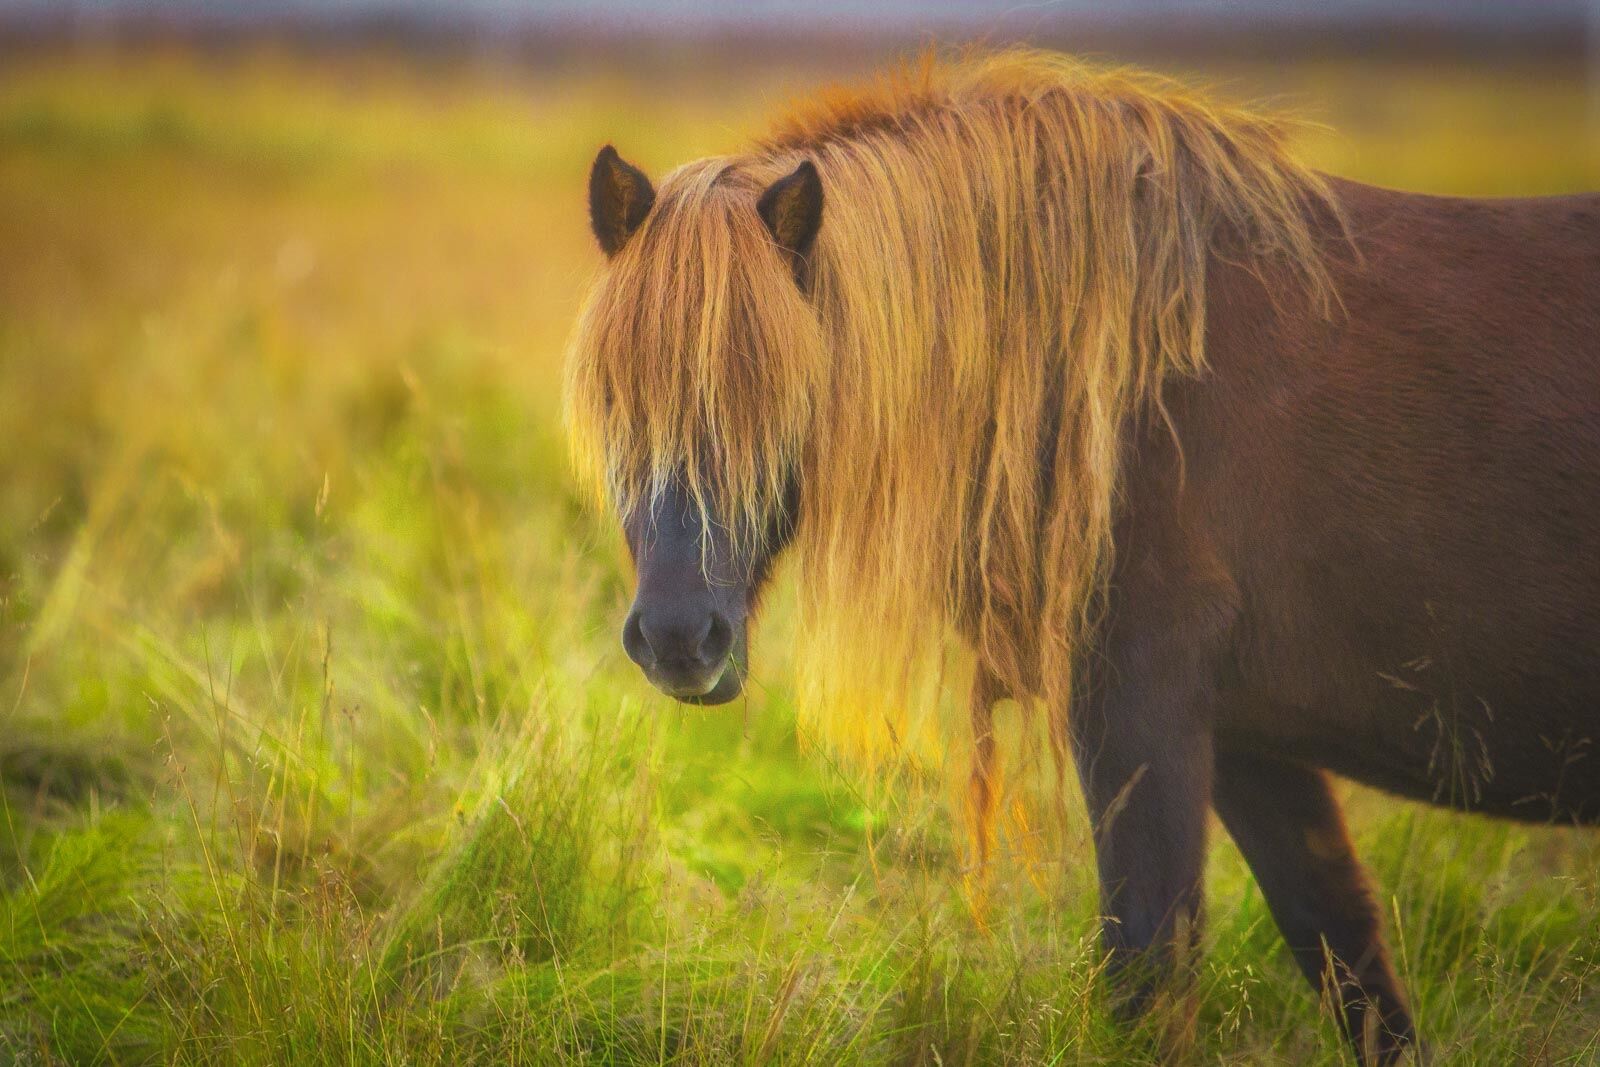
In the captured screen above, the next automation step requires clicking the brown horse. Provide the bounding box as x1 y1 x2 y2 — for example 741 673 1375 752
566 50 1600 1063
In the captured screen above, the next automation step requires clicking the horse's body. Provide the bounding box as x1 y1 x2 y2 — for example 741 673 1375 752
569 53 1600 1064
1177 179 1600 820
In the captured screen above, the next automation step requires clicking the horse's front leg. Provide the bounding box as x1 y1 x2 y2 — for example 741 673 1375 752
1072 629 1217 1043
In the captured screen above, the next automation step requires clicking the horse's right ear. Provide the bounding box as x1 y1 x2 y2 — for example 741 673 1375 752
589 145 655 257
757 160 823 273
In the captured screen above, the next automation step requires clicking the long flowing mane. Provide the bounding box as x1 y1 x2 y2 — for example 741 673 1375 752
566 49 1336 809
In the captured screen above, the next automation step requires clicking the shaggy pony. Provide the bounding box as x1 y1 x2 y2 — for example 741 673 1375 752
569 47 1600 1064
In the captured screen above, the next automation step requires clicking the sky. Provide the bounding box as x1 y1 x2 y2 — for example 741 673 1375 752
3 0 1595 30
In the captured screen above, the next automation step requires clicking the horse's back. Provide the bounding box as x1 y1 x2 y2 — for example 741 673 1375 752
1190 179 1600 821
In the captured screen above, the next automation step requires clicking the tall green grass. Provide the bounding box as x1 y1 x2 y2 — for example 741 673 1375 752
0 45 1597 1064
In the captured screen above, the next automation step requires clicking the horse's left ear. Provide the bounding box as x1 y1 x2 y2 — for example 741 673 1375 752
757 160 824 271
589 145 655 257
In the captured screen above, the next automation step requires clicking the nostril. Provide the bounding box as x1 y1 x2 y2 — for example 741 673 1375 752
622 610 654 669
699 610 733 664
629 608 714 667
628 605 732 678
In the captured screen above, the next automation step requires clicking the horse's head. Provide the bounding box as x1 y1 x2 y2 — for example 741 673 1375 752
570 146 823 705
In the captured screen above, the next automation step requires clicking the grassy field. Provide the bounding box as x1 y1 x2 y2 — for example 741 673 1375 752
1 40 1598 1064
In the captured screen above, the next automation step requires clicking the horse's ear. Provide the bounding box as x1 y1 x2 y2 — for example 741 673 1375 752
757 160 823 271
589 145 655 257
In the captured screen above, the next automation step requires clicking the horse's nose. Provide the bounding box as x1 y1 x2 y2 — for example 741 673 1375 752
623 606 733 674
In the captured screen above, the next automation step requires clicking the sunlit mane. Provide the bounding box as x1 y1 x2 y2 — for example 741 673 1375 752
566 48 1336 833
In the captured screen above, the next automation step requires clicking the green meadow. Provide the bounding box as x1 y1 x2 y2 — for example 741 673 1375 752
0 42 1597 1064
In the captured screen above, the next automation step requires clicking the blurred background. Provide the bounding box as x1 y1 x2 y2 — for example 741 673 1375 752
1 2 1598 1063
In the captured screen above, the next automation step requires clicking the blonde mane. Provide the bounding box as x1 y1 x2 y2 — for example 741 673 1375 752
566 48 1335 823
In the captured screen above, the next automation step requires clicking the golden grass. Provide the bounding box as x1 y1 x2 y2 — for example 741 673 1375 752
0 41 1596 1065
